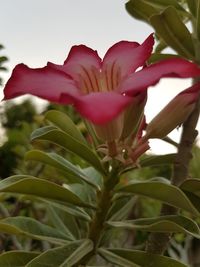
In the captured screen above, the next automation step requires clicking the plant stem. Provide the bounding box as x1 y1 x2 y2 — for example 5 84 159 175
146 87 200 254
76 163 119 266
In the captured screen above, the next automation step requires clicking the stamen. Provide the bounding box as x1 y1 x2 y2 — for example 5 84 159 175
79 73 89 94
80 65 100 93
102 61 122 92
91 67 101 92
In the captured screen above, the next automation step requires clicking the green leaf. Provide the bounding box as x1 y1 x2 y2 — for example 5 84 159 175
143 0 186 12
0 175 94 208
107 197 137 221
22 195 91 221
150 6 195 58
123 154 176 174
25 150 100 190
98 248 187 267
0 216 70 244
0 56 8 63
154 38 168 53
31 126 105 174
65 183 96 205
126 0 157 22
45 110 87 145
125 0 187 24
47 205 80 240
180 179 200 197
99 248 139 267
82 167 103 189
26 239 93 267
116 180 199 216
148 53 180 64
186 0 196 16
107 215 200 238
0 251 39 267
140 154 176 167
197 0 200 39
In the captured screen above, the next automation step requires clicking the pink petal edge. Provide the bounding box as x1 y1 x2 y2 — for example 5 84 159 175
60 91 133 125
3 64 81 104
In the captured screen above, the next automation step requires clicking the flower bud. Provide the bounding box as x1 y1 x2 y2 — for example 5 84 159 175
145 83 200 139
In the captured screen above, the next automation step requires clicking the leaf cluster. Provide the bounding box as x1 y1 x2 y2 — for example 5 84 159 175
0 109 199 266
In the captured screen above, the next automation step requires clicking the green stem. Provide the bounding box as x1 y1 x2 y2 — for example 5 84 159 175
76 163 119 266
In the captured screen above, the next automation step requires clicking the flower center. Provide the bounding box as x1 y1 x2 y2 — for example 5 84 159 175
79 62 121 94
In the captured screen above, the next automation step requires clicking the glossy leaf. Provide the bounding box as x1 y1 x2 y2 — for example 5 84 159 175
25 150 99 189
31 126 105 174
26 239 93 267
0 216 70 244
150 7 195 58
98 248 187 267
107 215 200 238
0 251 39 267
116 180 199 216
0 175 94 208
45 110 87 144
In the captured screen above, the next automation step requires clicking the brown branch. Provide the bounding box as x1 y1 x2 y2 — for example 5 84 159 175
146 93 200 254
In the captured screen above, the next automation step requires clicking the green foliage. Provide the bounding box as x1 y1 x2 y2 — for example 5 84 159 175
0 100 40 178
30 125 104 174
116 178 200 215
0 109 200 266
26 240 93 267
125 1 200 265
0 44 8 85
98 248 188 267
150 7 195 58
0 251 39 266
125 0 198 61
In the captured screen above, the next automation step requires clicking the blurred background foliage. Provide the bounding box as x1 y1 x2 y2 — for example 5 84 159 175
0 44 8 86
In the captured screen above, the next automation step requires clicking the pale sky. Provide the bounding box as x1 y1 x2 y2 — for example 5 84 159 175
0 0 195 154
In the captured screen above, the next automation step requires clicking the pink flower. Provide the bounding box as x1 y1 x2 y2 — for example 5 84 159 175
3 34 200 126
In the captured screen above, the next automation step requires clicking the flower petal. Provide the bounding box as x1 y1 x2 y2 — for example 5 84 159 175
3 64 80 104
120 58 200 96
48 45 102 92
102 33 154 82
61 92 132 125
